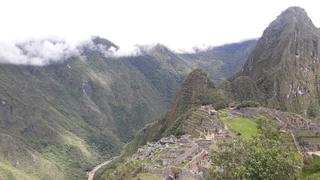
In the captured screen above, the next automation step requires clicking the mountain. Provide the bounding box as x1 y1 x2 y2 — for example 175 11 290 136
96 6 320 179
0 36 254 179
231 7 320 116
99 69 320 180
180 39 257 83
123 70 229 155
0 38 191 180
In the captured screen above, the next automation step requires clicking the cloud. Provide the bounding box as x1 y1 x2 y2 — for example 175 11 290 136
80 37 156 57
0 37 172 66
0 38 80 66
112 44 156 57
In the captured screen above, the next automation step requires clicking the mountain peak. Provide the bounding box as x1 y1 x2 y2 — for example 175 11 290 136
91 36 119 51
281 6 307 16
238 6 320 115
150 43 170 53
168 69 214 117
242 6 318 78
271 6 315 29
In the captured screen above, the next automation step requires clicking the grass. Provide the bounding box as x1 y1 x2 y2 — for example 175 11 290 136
177 159 190 168
0 161 40 180
183 178 196 180
225 117 258 139
300 156 320 180
62 131 92 158
228 117 258 139
218 109 258 139
133 173 162 180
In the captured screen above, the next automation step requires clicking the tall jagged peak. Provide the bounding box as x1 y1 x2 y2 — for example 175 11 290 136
237 6 320 115
167 69 214 119
278 7 312 23
267 6 316 33
242 6 319 78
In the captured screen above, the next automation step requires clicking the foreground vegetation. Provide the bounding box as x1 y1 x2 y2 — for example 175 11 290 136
209 116 303 180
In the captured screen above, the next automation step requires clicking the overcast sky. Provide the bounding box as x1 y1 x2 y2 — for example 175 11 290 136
0 0 319 52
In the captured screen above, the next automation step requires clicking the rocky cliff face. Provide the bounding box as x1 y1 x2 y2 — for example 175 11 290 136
236 7 320 115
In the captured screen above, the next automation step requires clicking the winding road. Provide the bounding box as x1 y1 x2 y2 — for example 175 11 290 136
87 156 118 180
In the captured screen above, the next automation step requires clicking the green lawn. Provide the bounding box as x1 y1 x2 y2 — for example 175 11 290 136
133 173 162 180
300 157 320 180
227 117 258 139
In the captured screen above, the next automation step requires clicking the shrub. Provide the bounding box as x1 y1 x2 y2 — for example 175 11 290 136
237 100 260 109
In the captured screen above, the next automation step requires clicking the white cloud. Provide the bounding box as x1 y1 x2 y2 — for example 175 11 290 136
0 37 157 66
0 0 319 64
0 39 80 66
0 0 319 52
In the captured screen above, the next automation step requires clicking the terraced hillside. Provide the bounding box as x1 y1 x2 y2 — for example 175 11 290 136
101 65 320 179
99 105 319 180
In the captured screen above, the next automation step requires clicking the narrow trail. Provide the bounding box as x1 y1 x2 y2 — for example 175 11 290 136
290 131 303 156
87 156 118 180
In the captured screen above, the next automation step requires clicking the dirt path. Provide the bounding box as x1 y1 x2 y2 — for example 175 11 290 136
290 131 303 155
87 156 118 180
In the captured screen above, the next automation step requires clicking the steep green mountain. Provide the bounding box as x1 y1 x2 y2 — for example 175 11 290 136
124 70 230 155
0 27 259 180
0 38 192 179
99 68 320 179
0 35 255 179
230 7 320 116
101 7 320 179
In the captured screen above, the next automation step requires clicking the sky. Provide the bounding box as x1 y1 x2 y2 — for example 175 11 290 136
0 0 319 56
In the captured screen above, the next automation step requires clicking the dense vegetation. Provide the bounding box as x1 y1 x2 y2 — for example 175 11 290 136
301 156 320 179
0 38 255 179
123 70 230 155
209 136 302 180
209 114 302 179
0 46 188 179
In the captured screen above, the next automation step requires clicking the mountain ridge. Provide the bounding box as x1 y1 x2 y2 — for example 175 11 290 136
0 36 255 179
101 6 320 179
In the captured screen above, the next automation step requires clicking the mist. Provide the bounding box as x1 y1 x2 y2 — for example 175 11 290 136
0 37 159 66
0 38 80 66
0 35 231 66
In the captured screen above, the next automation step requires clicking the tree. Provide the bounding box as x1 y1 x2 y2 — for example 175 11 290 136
307 103 319 118
208 136 302 180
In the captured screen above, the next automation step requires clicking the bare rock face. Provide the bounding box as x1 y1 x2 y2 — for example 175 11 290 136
91 36 119 51
239 6 320 115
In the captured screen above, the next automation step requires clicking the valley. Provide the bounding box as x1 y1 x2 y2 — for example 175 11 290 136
97 6 320 180
99 104 320 179
0 37 254 179
0 3 320 180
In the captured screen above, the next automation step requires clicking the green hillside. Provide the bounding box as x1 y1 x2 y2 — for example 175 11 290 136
0 37 254 179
